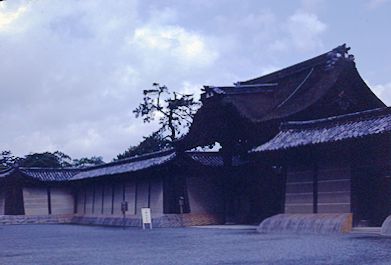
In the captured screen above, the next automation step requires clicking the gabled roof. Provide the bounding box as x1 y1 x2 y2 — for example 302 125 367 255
253 107 391 152
201 44 383 122
177 44 385 150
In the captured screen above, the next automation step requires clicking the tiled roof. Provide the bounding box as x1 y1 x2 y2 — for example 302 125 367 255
71 150 176 180
253 107 391 152
0 167 79 182
20 168 80 182
0 167 14 178
1 150 240 182
186 152 245 167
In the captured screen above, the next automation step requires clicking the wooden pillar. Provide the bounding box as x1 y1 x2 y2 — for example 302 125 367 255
47 187 52 215
101 184 105 214
134 180 138 215
311 147 318 214
92 184 96 214
313 163 318 214
280 155 288 214
111 183 115 215
222 144 234 224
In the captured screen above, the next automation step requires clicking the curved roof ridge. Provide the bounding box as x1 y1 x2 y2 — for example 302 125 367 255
239 44 351 85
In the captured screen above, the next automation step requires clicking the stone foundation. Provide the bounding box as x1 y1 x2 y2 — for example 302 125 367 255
0 214 73 225
71 213 224 228
182 213 224 226
0 213 223 227
381 215 391 236
257 213 352 234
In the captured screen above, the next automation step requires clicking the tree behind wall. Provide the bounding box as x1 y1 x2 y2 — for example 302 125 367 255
133 83 200 142
20 151 105 168
116 130 171 160
20 151 72 168
116 83 200 160
72 156 105 168
0 151 19 170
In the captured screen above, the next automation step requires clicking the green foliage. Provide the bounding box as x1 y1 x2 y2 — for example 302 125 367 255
116 130 171 160
72 156 105 168
0 150 106 168
20 151 72 168
0 150 19 170
133 83 200 142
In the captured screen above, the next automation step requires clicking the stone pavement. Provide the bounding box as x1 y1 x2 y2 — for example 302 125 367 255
192 224 258 230
1 224 391 265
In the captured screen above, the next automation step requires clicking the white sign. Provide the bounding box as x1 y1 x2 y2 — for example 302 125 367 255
141 208 152 229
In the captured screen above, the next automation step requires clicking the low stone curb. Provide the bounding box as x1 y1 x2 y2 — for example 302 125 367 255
257 213 353 234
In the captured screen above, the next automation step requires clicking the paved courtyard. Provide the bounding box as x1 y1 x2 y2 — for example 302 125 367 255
1 225 391 265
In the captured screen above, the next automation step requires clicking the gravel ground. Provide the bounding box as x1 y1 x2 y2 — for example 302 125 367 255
1 225 391 265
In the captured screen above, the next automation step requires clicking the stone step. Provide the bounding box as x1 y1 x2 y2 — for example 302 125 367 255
192 225 258 230
351 227 381 234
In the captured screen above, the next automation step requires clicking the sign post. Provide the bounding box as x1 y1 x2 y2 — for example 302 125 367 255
121 201 128 229
141 208 152 230
179 196 185 227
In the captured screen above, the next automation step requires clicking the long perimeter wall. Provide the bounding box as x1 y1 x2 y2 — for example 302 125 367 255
75 177 164 217
23 186 74 216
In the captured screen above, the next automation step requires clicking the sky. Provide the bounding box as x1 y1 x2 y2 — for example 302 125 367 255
0 0 391 161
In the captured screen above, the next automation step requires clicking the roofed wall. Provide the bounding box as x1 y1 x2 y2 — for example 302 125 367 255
74 177 164 217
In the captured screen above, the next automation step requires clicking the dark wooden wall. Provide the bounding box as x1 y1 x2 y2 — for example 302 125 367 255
285 148 315 214
284 136 391 227
4 177 24 215
317 145 351 213
285 144 351 214
186 168 224 215
350 135 391 226
163 165 190 214
228 161 284 224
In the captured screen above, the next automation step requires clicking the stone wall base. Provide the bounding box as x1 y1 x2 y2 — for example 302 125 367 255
0 213 224 227
257 213 353 234
182 213 224 226
71 213 224 228
381 215 391 235
0 214 73 225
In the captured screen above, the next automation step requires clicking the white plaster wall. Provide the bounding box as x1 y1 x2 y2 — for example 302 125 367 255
50 187 74 215
23 187 48 215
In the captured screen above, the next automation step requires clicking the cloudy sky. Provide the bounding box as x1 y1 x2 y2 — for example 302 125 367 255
0 0 390 161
